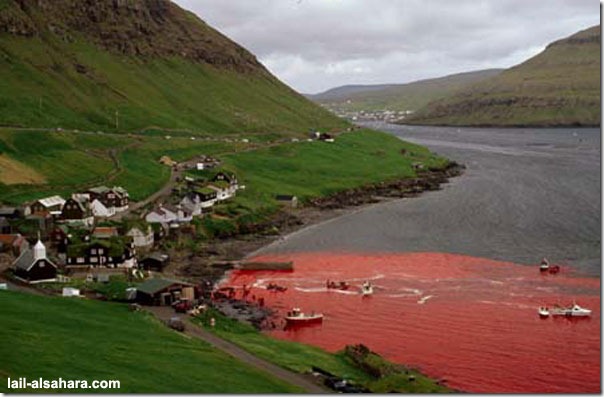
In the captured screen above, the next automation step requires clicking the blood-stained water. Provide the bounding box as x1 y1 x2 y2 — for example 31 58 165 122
224 252 600 393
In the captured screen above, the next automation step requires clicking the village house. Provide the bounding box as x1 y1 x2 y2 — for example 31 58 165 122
60 197 94 226
179 194 203 216
0 234 30 256
193 187 218 208
65 238 136 269
208 181 233 201
87 186 129 213
49 225 70 253
194 156 220 171
275 194 299 208
0 207 21 220
145 205 192 226
139 253 169 272
126 225 154 248
90 199 115 218
136 278 196 306
13 239 57 283
30 195 66 216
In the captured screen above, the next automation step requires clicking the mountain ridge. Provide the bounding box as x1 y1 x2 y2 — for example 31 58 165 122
406 25 600 127
0 0 345 133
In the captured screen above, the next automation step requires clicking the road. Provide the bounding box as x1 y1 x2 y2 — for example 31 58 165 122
147 306 327 393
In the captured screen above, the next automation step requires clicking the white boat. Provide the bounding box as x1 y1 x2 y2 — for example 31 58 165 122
538 307 550 317
550 303 592 317
285 307 323 323
360 281 373 296
539 258 550 272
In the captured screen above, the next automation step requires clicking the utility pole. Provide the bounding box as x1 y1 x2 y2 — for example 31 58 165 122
115 109 119 130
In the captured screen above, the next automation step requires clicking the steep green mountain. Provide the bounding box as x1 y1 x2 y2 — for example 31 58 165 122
308 69 503 112
0 0 345 134
407 25 600 127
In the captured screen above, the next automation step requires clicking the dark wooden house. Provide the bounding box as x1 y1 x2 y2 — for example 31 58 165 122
66 239 136 268
60 198 93 225
87 186 129 211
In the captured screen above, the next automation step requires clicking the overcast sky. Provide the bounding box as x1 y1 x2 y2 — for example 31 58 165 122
175 0 599 94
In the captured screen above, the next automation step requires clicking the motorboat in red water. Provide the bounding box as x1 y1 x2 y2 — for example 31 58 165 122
539 258 550 272
538 303 592 318
326 280 350 290
285 307 323 324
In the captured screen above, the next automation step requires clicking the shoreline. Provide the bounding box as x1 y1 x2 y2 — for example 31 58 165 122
172 161 465 284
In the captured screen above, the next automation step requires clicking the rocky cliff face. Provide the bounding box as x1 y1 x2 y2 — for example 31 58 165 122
0 0 264 72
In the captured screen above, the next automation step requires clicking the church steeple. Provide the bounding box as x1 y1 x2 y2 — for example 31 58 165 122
33 232 46 261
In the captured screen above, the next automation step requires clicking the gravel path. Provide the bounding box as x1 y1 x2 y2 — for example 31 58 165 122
147 306 328 393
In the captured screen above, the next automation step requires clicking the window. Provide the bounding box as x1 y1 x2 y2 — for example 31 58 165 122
91 257 98 263
91 249 97 255
39 261 45 268
98 249 104 254
77 257 85 263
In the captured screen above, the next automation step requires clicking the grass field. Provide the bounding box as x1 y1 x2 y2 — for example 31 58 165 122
0 291 302 393
222 129 447 210
193 309 451 393
0 128 446 208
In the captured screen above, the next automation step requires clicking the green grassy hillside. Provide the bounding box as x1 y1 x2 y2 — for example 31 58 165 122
309 69 503 112
0 128 446 208
0 0 345 134
407 26 600 127
0 291 301 393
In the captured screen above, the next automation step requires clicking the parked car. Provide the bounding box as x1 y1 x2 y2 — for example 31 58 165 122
167 316 185 332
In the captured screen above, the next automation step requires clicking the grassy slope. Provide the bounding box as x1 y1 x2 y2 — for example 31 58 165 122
408 26 600 126
0 35 344 134
0 129 446 206
310 69 503 112
223 129 447 207
0 291 302 393
193 309 451 393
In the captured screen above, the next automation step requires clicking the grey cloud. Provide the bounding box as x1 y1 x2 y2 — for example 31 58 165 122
175 0 599 93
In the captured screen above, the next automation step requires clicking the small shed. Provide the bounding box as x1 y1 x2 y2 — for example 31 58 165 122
275 195 299 208
140 253 170 272
136 278 196 306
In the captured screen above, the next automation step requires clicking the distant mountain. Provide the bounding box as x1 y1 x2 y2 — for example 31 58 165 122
407 25 601 127
308 69 504 112
0 0 344 134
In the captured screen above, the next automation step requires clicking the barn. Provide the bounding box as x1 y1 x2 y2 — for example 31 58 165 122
136 278 196 306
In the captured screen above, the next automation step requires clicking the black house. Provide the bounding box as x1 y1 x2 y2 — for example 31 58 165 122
140 253 170 272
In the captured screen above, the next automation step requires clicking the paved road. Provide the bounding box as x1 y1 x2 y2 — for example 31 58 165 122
257 124 601 276
148 306 327 393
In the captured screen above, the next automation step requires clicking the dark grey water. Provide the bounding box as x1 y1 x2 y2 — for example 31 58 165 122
259 123 601 276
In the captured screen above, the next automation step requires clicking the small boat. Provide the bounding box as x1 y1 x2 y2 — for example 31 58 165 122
538 307 550 318
539 258 550 272
326 280 350 290
266 283 287 292
285 307 323 323
360 281 373 296
550 303 592 317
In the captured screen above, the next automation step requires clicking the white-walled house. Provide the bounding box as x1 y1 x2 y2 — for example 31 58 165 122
126 225 154 248
180 195 203 217
90 199 116 218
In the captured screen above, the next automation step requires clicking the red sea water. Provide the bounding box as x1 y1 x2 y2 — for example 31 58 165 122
224 252 600 393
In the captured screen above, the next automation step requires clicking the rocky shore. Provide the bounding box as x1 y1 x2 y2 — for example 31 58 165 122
171 161 464 286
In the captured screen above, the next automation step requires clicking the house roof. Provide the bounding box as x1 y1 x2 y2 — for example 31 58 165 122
37 196 66 208
136 278 193 295
0 234 21 246
143 252 169 263
92 227 118 238
0 207 17 216
88 186 110 194
13 248 56 271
